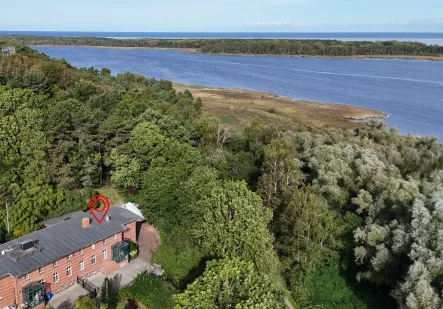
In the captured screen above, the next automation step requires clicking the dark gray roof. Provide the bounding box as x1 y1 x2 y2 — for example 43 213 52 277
42 211 85 226
0 207 143 279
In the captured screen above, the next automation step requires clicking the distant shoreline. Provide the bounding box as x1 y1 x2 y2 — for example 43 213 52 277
34 45 443 61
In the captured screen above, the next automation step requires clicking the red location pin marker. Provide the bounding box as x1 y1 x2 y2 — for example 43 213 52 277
88 195 111 224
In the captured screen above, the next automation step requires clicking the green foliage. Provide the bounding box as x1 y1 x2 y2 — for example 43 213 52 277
129 121 166 167
258 138 303 209
110 150 141 190
7 70 49 94
0 47 203 240
275 186 342 275
193 180 278 274
0 87 62 233
75 297 96 309
124 238 139 259
71 79 100 101
152 230 204 288
0 210 9 243
174 257 285 309
134 140 202 231
118 274 176 309
45 189 91 218
101 278 118 309
300 264 393 309
3 44 443 309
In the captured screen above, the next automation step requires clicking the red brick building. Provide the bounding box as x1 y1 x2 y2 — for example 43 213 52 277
0 207 143 309
1 46 16 56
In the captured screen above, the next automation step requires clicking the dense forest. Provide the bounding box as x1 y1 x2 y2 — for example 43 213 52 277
1 43 443 309
2 35 443 58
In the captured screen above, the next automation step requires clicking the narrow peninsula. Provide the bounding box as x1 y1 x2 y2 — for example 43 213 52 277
1 36 442 61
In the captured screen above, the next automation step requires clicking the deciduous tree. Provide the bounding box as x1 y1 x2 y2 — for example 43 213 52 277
174 258 285 309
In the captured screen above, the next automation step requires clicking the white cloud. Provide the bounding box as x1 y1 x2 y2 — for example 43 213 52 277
249 21 304 26
244 18 443 29
391 20 410 25
224 0 312 8
255 0 312 5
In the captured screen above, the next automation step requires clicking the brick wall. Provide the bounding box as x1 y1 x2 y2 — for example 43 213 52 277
102 258 128 275
12 221 137 306
123 221 136 242
0 275 16 308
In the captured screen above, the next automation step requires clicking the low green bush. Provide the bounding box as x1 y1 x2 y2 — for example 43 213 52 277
151 229 204 288
117 274 176 309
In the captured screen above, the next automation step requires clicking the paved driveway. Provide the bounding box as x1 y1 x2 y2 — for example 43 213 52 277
47 284 88 309
47 259 149 309
137 223 160 262
88 258 149 289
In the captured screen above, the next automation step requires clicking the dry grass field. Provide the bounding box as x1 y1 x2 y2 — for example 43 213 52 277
173 83 387 132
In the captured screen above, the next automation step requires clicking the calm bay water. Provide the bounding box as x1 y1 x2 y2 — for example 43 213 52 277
35 46 443 139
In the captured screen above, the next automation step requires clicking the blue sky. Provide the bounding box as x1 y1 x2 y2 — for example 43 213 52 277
1 0 442 32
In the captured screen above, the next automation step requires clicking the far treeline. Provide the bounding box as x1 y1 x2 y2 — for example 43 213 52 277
2 35 443 58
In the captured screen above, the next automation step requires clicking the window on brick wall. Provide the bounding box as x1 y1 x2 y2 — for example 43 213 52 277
91 255 96 265
80 249 83 255
103 238 107 244
39 267 43 274
67 254 72 261
53 273 59 283
114 234 117 240
67 266 72 277
53 261 57 267
103 249 108 259
80 260 85 271
92 244 95 250
25 274 29 280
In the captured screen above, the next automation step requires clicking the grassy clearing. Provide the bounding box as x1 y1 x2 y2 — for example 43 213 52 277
173 83 386 132
97 185 124 205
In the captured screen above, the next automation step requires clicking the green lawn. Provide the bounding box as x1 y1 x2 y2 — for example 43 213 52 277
97 186 124 206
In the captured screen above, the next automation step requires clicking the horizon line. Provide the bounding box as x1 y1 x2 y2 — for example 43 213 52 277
1 30 443 34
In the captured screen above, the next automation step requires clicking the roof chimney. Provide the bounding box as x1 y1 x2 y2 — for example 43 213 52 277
82 218 90 228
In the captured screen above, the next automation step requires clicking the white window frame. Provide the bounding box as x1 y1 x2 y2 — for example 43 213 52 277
80 249 83 255
53 261 57 267
40 279 45 284
91 244 95 250
25 274 29 280
67 254 72 261
103 238 107 244
114 234 117 240
91 255 96 265
103 249 108 259
39 267 43 274
67 266 72 277
80 260 85 271
53 272 59 283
